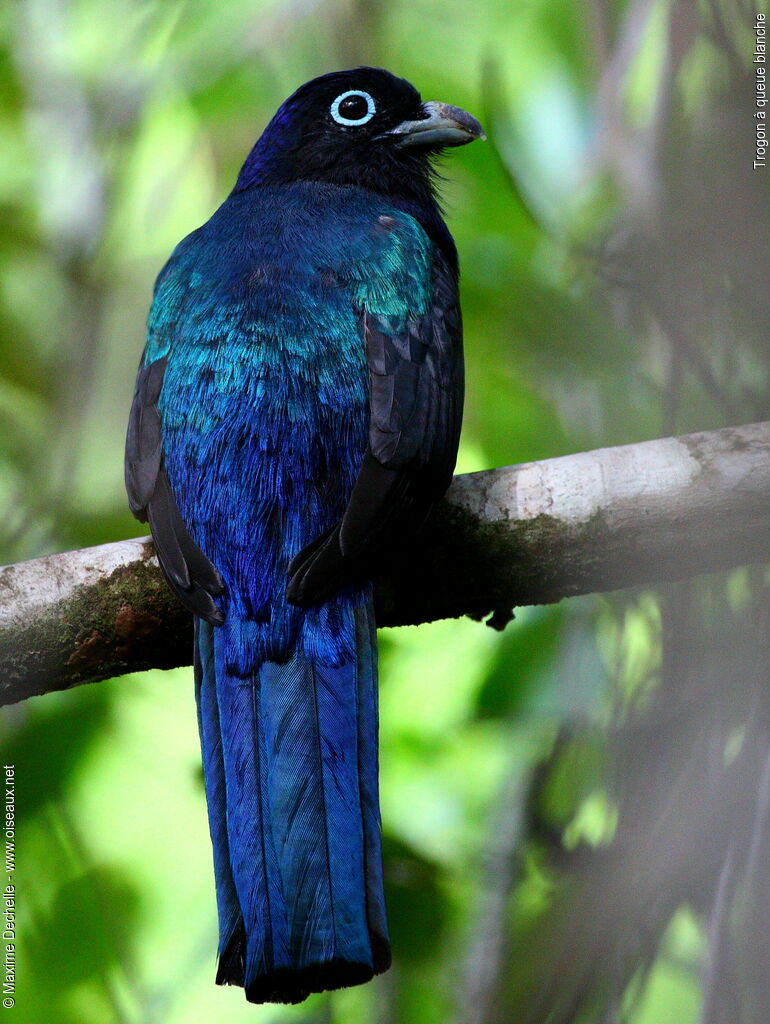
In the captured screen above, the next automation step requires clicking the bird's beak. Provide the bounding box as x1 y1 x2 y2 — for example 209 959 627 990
380 101 486 148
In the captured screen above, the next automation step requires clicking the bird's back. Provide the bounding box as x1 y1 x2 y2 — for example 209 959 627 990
150 182 434 669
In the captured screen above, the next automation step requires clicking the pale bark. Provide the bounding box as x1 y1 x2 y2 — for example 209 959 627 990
1 421 769 705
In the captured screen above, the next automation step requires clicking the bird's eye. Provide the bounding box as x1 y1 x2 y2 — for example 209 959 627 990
330 90 376 127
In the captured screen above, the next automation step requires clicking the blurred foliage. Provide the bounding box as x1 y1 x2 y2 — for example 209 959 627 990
1 0 769 1021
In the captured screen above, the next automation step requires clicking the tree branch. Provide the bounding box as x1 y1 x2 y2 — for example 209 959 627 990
2 421 769 705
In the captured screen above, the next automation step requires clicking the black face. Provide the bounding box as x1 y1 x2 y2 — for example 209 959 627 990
235 67 483 203
282 67 426 149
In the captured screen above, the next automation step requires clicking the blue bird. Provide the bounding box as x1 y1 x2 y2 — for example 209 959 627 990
125 67 483 1004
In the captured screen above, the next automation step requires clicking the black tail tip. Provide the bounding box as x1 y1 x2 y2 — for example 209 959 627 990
215 929 245 988
219 953 391 1005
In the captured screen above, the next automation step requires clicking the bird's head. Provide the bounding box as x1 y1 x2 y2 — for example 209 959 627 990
235 67 485 204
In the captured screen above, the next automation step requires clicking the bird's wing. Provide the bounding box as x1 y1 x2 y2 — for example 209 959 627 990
286 235 463 606
125 352 225 626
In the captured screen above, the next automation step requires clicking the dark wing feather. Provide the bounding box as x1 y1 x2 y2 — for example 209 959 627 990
287 248 463 606
125 356 225 625
124 357 166 519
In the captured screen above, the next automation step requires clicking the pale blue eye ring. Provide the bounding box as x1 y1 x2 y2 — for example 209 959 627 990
330 90 376 127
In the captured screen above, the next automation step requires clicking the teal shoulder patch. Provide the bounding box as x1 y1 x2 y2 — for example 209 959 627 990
345 210 433 328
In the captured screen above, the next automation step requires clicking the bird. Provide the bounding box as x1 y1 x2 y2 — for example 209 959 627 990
124 66 483 1005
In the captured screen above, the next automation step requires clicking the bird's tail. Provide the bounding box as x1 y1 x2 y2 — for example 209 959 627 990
194 600 390 1005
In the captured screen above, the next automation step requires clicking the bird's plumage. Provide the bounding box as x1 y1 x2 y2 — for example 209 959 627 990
125 66 480 1003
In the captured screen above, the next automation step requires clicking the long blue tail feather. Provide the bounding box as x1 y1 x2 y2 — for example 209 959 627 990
214 629 292 991
196 599 389 1004
354 606 391 972
194 620 245 982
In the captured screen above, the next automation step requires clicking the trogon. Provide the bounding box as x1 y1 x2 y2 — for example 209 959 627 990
125 66 483 1004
